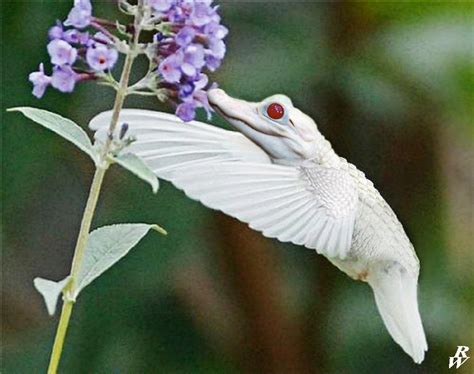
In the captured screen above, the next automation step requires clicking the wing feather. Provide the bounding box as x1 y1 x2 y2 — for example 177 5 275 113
89 109 358 259
316 218 332 252
278 205 318 244
241 194 309 221
253 198 313 232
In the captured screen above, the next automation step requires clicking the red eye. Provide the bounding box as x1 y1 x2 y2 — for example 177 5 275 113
266 103 285 120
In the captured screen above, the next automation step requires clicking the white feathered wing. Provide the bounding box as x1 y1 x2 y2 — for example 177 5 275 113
89 109 357 259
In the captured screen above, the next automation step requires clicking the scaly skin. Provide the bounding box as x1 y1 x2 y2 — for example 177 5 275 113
294 128 420 279
316 155 420 280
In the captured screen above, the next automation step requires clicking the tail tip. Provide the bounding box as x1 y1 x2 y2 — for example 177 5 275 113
410 341 428 364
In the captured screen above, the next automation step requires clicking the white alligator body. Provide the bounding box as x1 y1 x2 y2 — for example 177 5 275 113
303 139 426 364
90 96 427 363
318 157 419 278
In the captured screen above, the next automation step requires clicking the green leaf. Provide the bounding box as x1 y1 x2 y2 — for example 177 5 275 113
74 223 166 298
113 153 159 193
34 276 71 316
7 107 98 163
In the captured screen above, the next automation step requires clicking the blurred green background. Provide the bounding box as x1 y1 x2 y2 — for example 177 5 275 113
2 1 473 373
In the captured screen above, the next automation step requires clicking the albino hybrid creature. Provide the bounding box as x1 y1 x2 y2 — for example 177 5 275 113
90 88 427 363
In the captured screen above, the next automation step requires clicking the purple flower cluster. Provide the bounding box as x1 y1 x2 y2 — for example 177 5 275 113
29 0 118 98
153 0 228 121
29 0 228 122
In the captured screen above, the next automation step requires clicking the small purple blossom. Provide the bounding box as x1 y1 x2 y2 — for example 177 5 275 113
119 123 129 140
148 0 175 12
189 3 213 27
204 39 225 71
47 39 77 66
63 29 90 45
48 22 64 40
167 6 185 23
178 82 195 99
204 54 221 72
159 54 183 83
208 39 225 59
176 101 196 122
203 22 228 40
64 0 92 29
29 63 52 98
176 26 196 47
194 73 208 90
86 45 118 71
180 44 205 77
51 65 78 93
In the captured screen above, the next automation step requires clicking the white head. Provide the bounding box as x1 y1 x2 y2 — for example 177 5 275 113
207 88 324 165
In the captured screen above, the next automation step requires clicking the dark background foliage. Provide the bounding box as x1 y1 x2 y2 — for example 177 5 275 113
2 1 473 373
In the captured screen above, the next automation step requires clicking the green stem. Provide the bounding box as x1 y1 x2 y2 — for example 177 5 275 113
47 301 73 374
103 51 136 150
47 166 106 374
69 166 107 279
46 8 143 373
102 5 143 152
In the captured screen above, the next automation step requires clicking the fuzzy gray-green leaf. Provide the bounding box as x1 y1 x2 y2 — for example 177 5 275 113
8 107 97 162
74 223 165 298
34 276 71 316
113 153 159 193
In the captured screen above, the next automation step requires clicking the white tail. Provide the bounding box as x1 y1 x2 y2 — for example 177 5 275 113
368 264 427 363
